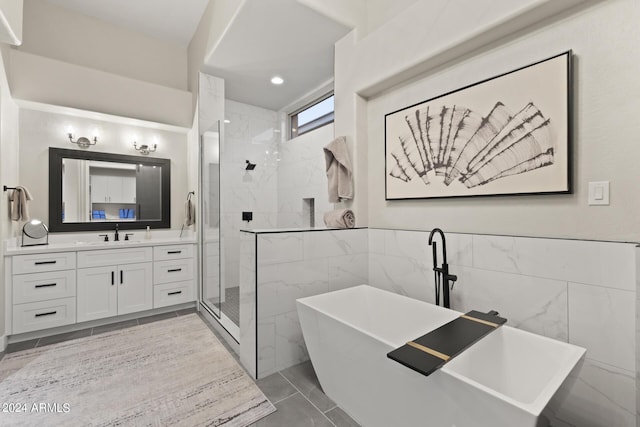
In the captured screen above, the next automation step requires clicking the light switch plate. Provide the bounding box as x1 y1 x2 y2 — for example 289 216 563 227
588 181 609 205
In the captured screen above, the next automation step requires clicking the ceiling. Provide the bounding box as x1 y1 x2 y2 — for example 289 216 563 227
45 0 209 47
44 0 352 111
203 0 351 111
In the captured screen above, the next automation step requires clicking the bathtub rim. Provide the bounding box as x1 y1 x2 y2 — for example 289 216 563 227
296 284 457 349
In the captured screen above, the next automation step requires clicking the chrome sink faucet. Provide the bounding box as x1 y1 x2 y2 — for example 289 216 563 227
428 228 457 309
114 224 120 241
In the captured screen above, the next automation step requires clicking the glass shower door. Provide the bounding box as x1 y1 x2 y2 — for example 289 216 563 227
199 123 221 319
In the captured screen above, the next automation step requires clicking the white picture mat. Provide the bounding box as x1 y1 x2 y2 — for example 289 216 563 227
385 52 570 199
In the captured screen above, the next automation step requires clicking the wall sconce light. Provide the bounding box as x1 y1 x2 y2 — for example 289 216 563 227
68 133 97 148
133 142 157 155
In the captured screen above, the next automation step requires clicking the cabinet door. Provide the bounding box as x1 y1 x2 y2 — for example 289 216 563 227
118 262 153 315
120 175 137 204
106 176 122 203
77 266 117 322
90 175 109 203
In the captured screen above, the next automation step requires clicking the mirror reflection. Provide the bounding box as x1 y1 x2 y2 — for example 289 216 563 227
49 147 171 232
62 159 162 223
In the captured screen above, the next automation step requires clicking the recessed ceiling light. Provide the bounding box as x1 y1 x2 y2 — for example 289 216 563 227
271 76 284 85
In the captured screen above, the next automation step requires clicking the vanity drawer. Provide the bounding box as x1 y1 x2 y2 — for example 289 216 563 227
153 281 194 308
153 244 193 261
78 247 152 268
154 259 194 284
12 297 76 334
13 252 76 275
13 270 76 304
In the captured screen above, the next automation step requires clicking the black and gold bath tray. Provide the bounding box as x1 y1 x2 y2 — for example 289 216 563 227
387 310 507 377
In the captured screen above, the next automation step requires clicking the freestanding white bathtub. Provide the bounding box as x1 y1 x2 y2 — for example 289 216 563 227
297 285 585 427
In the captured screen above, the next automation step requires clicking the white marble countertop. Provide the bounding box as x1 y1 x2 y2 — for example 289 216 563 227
4 230 197 256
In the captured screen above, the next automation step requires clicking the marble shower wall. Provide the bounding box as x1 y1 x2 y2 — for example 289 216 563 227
277 124 334 228
240 228 368 379
221 100 280 287
368 228 637 427
239 231 257 378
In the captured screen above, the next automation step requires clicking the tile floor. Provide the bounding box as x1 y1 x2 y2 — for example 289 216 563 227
0 307 360 427
253 363 360 427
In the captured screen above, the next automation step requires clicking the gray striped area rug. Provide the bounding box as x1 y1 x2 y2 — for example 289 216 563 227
0 314 275 426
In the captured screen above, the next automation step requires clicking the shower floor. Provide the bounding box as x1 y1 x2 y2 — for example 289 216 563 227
208 286 239 326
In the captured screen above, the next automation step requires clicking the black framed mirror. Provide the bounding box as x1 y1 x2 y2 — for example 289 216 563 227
49 148 171 232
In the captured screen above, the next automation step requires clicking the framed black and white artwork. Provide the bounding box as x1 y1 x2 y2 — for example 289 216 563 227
385 51 572 200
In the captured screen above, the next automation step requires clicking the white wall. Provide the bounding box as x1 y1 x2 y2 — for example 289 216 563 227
364 0 419 35
334 0 595 232
19 0 187 90
296 0 365 37
277 124 334 228
17 108 189 231
9 50 192 128
0 45 19 342
337 0 640 242
8 0 192 128
0 0 23 45
187 0 245 97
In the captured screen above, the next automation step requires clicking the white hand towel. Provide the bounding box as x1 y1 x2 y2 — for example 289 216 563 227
323 209 355 229
10 186 33 222
323 136 353 203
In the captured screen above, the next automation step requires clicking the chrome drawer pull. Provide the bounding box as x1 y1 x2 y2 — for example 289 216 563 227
168 291 182 296
168 268 182 273
35 311 57 317
35 260 57 265
167 250 182 254
35 283 57 288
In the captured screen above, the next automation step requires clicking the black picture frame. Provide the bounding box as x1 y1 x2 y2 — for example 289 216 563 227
384 50 572 200
48 148 171 232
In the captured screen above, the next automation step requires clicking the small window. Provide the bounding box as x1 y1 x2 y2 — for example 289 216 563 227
290 95 334 138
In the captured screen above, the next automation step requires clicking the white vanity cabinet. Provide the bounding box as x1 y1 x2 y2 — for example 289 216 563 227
152 245 195 308
11 252 77 334
76 247 153 322
6 240 196 337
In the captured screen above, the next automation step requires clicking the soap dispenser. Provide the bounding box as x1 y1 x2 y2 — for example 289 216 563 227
145 226 151 240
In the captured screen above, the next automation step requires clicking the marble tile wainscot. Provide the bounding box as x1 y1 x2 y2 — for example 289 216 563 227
368 228 637 427
239 228 369 379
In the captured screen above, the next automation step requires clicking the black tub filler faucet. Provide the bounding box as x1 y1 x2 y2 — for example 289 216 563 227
428 228 457 309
